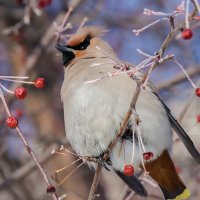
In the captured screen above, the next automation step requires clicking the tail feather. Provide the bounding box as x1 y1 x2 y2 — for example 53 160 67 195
156 94 200 164
160 186 190 200
116 171 148 197
168 113 200 164
145 150 190 200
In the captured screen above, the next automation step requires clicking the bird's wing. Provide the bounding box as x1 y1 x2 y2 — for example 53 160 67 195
116 171 148 197
155 93 200 164
124 63 200 163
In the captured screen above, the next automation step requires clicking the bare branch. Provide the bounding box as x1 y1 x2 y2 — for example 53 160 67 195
157 66 200 90
88 165 103 200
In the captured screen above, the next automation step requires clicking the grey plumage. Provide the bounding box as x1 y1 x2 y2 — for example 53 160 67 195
57 26 199 199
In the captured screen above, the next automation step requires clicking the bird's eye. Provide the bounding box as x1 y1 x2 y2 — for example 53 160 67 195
79 42 88 50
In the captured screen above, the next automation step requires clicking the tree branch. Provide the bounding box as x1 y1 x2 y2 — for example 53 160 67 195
157 66 200 90
87 165 103 200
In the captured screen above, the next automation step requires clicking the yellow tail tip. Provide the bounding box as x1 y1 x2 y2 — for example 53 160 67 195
171 189 190 200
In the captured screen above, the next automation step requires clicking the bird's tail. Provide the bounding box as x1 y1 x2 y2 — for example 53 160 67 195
145 150 190 200
116 171 148 197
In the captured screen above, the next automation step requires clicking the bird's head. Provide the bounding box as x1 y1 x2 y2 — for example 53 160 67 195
56 26 114 66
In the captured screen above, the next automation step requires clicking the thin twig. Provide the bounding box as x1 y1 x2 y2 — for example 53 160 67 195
78 17 89 30
55 6 73 43
193 0 200 14
88 165 103 200
3 0 38 35
57 162 84 186
157 66 200 90
0 88 58 200
0 144 59 190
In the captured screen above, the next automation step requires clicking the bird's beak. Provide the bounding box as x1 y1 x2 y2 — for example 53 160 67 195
55 44 75 65
55 44 74 52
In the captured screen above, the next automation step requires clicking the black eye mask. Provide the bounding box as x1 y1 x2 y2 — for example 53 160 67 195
56 35 91 65
67 35 91 50
62 51 75 65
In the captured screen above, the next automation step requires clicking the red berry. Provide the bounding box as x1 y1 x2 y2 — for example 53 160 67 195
197 115 200 123
16 0 23 4
143 152 154 161
15 109 23 118
34 78 45 89
181 28 193 40
14 87 27 99
195 88 200 97
175 166 182 174
38 1 45 8
37 0 48 8
123 165 134 176
37 0 52 8
47 184 56 194
6 116 18 128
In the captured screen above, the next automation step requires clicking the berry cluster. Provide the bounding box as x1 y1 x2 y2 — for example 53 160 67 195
123 151 154 176
37 0 52 8
0 77 45 129
122 85 200 176
14 78 45 99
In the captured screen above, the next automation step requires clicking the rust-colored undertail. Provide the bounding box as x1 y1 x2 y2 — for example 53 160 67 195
145 150 190 200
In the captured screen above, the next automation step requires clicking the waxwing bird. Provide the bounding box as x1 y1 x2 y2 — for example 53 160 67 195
56 26 200 200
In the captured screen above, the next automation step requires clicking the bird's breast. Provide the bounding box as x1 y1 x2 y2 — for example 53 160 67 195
61 59 172 169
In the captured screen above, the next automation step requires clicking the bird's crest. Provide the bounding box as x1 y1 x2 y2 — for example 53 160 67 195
67 26 108 47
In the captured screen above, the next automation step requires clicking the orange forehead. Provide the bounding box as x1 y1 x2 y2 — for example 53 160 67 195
67 34 86 47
